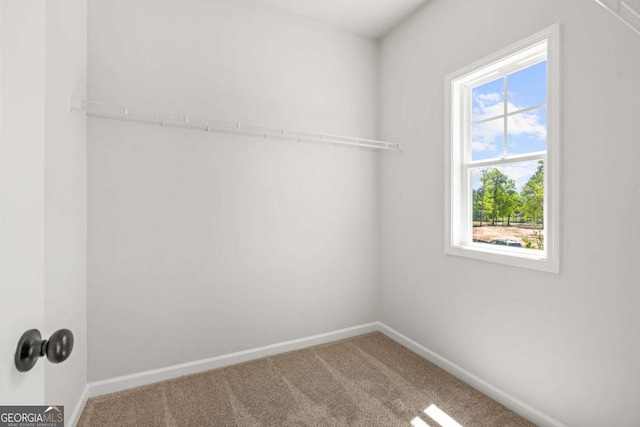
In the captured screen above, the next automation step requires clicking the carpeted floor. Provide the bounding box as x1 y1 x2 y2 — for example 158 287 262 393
78 332 534 426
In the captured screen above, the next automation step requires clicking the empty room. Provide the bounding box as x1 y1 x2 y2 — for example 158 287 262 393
2 0 640 426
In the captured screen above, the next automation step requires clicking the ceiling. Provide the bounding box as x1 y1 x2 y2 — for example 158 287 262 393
256 0 428 39
257 1 640 40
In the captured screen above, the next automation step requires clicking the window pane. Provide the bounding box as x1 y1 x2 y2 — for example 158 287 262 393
472 77 504 121
470 160 544 250
507 61 547 113
471 117 504 161
507 107 546 155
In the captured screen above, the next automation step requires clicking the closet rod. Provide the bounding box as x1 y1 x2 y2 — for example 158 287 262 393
71 98 403 152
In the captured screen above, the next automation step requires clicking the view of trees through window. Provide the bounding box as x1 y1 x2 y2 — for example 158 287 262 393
471 161 544 249
468 59 547 250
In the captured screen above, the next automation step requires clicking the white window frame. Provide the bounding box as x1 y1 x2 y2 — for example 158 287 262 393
444 24 561 273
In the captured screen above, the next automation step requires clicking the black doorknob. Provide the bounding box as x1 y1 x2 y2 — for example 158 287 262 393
15 329 74 372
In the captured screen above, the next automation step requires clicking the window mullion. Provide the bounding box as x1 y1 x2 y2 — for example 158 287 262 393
469 152 545 168
472 102 547 124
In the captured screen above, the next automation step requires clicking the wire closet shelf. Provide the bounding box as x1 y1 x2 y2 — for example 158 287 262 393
71 99 403 152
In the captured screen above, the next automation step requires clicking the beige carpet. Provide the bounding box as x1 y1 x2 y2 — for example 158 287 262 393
78 332 534 426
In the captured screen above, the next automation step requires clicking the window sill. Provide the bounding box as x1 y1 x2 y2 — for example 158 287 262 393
445 243 559 273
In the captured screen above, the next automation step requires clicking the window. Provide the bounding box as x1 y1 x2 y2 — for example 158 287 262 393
445 25 560 273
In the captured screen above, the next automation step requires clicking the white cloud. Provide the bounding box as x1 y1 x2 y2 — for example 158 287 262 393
507 111 546 140
472 119 503 153
471 91 546 153
471 139 498 153
475 92 502 104
499 162 539 191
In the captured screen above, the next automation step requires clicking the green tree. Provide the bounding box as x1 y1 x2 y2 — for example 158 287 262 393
473 167 519 226
520 161 544 224
504 188 521 226
481 168 517 226
472 169 490 225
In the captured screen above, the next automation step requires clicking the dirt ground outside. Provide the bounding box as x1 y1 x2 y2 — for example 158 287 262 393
473 225 543 247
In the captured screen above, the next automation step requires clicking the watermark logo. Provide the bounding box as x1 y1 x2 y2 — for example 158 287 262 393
0 406 64 427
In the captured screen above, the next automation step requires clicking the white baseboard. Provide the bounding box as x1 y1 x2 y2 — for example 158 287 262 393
66 384 89 427
82 321 565 427
377 322 568 427
87 322 379 398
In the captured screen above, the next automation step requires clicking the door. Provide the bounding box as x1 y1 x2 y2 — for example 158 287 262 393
0 0 47 405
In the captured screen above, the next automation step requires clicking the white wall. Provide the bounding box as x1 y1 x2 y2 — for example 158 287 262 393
379 1 640 426
87 0 379 381
0 0 47 405
44 0 87 416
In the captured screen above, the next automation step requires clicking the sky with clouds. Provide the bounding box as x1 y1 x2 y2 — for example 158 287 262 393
470 60 547 192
